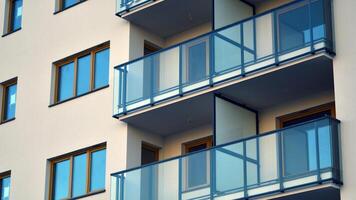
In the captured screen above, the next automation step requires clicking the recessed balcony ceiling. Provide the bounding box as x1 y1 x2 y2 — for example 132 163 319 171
122 0 213 38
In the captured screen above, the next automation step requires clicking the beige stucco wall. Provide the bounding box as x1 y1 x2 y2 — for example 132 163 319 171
214 0 253 29
333 0 356 199
129 22 211 60
255 0 294 14
126 125 163 168
0 0 130 200
165 22 212 46
161 124 212 159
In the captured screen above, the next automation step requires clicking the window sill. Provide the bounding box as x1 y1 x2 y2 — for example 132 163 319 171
2 28 21 37
49 85 109 107
53 0 88 15
0 118 16 125
68 189 105 200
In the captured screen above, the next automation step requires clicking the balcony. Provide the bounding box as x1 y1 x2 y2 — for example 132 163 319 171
113 0 334 117
110 117 341 200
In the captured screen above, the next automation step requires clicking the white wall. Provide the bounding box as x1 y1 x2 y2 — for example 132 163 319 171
214 0 253 29
215 96 257 145
0 1 130 199
333 0 356 199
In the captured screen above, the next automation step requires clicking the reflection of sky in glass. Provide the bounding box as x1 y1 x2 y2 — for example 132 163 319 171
63 0 80 9
5 84 17 120
94 49 110 89
11 0 22 31
72 154 87 197
90 149 106 191
1 177 11 200
58 62 74 101
77 55 91 95
54 160 70 200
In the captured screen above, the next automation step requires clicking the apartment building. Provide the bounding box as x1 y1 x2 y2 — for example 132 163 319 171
0 0 355 199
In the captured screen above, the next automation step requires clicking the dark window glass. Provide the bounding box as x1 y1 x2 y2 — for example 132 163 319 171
4 84 17 121
90 149 106 191
53 160 70 200
62 0 80 9
10 0 22 31
141 146 158 165
94 49 109 89
1 176 11 200
58 62 74 101
72 154 87 197
76 55 91 96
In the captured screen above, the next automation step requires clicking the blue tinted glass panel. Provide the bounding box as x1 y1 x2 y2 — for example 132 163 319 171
90 149 106 191
63 0 80 9
10 0 22 31
53 160 70 200
188 42 207 83
72 154 87 197
77 55 91 96
94 49 109 89
4 84 17 121
278 4 309 52
58 62 74 102
283 129 309 176
1 177 11 200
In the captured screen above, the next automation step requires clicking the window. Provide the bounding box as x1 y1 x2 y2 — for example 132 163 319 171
1 78 17 123
53 42 110 104
141 142 159 165
5 0 23 34
57 0 85 12
49 144 106 200
182 136 212 190
0 171 11 200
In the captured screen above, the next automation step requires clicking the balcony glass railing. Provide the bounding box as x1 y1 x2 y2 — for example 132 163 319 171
111 117 341 200
113 0 333 116
117 0 152 15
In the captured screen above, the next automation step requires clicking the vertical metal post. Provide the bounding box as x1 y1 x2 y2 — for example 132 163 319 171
115 175 120 200
209 34 215 87
118 69 123 113
122 66 127 114
308 0 315 52
179 45 183 96
243 141 248 198
240 23 245 76
257 137 261 184
314 122 322 183
120 175 125 200
273 11 280 65
178 158 182 200
277 132 284 192
210 149 215 199
253 17 257 62
328 118 340 182
150 57 155 105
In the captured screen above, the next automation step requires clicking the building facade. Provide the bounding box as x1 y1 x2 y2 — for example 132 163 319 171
0 0 355 200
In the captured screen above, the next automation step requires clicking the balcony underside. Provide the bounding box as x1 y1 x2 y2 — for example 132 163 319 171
120 0 213 38
122 55 333 136
270 185 340 200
